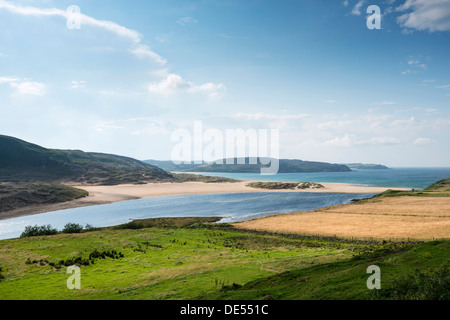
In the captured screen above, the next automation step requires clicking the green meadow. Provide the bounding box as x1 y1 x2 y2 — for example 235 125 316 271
0 217 447 300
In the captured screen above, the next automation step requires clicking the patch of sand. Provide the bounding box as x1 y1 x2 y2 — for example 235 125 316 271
0 180 403 220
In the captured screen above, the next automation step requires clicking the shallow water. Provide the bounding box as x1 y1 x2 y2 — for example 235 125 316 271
0 192 374 240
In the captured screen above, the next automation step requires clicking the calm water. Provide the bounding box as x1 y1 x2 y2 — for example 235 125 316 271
195 167 450 190
1 167 449 241
0 192 374 240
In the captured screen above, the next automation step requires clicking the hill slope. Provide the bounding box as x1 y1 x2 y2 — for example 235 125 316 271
145 158 351 173
0 135 173 185
0 183 89 213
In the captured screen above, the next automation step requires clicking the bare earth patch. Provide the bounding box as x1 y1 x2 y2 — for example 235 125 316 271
233 196 450 241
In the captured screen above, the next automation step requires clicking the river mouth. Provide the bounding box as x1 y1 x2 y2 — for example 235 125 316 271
0 192 375 240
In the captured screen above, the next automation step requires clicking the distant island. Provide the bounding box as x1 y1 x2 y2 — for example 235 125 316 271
343 163 389 170
144 158 352 173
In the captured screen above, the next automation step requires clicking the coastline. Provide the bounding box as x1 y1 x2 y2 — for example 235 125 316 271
0 180 406 221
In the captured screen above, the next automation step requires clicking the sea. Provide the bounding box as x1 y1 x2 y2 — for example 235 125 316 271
0 167 449 240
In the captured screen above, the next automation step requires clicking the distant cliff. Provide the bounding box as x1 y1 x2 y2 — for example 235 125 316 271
343 163 389 170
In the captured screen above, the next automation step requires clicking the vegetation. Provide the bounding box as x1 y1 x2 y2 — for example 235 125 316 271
62 223 84 234
0 135 173 185
372 265 449 300
20 222 101 238
20 224 58 238
144 158 351 173
372 178 450 199
1 217 447 300
203 240 449 300
246 181 324 190
0 182 89 213
171 173 240 183
343 163 389 170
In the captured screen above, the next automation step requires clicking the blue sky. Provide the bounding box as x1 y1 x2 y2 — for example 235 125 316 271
1 0 450 166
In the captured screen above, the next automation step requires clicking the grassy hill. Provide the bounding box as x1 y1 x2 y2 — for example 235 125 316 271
0 183 89 213
0 217 447 300
0 135 173 185
370 178 450 199
144 158 351 173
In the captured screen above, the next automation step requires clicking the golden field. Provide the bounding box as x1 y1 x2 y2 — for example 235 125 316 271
233 196 450 241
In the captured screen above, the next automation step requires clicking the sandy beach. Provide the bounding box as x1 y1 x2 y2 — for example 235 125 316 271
0 180 405 220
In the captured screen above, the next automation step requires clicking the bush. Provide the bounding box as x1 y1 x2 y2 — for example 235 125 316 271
115 221 144 230
62 223 84 234
20 225 58 238
372 265 450 300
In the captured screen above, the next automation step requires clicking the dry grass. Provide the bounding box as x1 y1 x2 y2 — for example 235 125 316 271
234 196 450 241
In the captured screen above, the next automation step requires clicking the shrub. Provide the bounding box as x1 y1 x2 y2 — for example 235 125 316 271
115 221 144 230
62 223 84 234
372 265 450 300
20 225 58 238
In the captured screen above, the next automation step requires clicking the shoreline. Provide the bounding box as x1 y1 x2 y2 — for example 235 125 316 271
0 180 407 221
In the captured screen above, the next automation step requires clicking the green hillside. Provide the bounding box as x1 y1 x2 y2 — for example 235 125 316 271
0 183 89 213
0 135 173 185
144 158 351 173
0 217 447 300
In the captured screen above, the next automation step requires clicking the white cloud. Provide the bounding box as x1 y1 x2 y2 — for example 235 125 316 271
187 82 227 99
10 81 45 96
324 134 355 147
177 17 198 26
408 58 427 69
0 0 163 65
69 80 86 89
414 137 435 145
0 1 223 98
0 76 45 95
318 120 355 130
129 44 167 66
0 76 19 84
148 74 226 98
375 101 396 105
437 84 450 89
402 57 427 74
396 0 450 32
366 137 401 145
232 113 310 121
390 116 417 127
324 134 400 147
148 74 191 95
351 0 366 15
322 100 338 103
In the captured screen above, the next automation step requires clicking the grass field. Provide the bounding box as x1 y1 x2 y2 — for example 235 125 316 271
0 217 423 300
0 179 449 300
